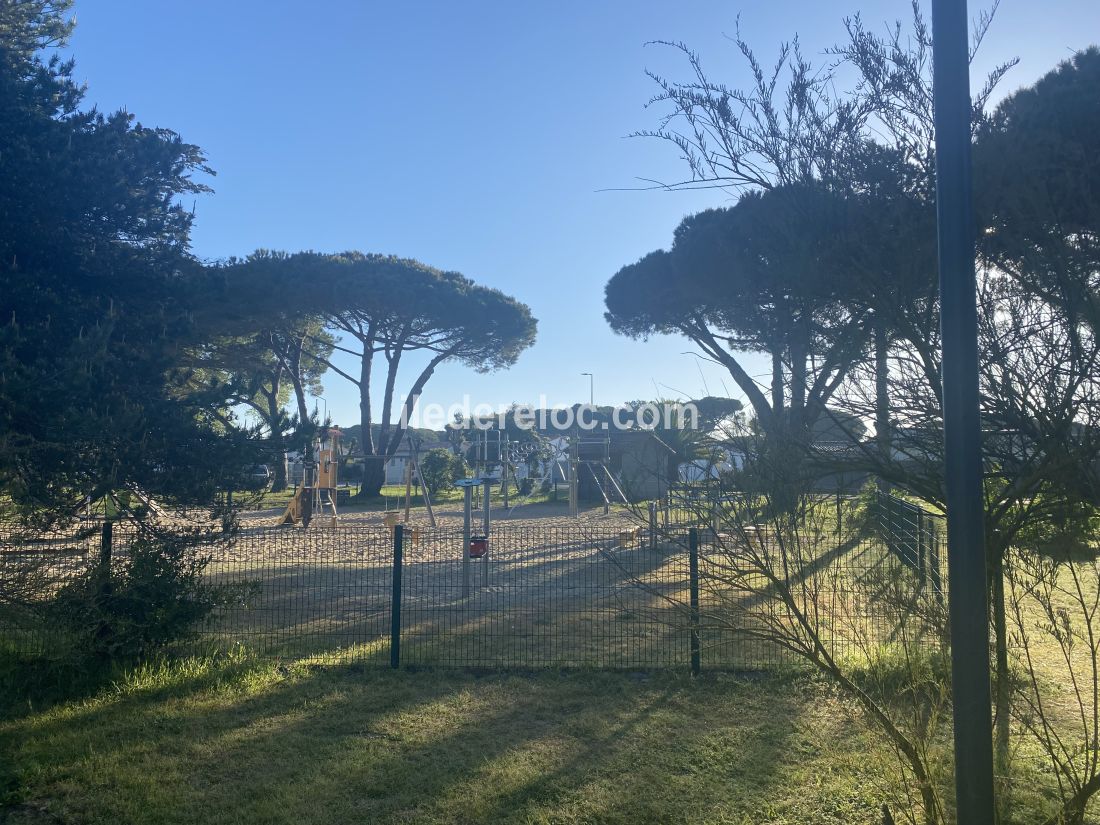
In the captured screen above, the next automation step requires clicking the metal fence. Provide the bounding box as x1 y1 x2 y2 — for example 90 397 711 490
1 501 946 672
873 491 946 600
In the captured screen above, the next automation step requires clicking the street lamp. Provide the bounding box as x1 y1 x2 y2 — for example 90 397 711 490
581 372 594 406
313 394 328 425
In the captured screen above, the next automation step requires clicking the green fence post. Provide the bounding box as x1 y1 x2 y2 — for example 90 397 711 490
931 526 944 604
96 519 114 605
917 510 927 588
92 520 114 651
688 527 701 676
390 524 403 669
98 519 113 573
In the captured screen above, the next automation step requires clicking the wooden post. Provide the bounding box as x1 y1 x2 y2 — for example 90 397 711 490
390 524 403 669
411 451 437 527
688 527 701 676
403 459 413 524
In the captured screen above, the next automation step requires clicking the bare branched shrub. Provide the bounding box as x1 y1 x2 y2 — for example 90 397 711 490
1006 540 1100 825
624 451 952 824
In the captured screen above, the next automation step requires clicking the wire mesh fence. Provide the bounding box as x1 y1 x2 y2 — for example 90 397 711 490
873 491 946 600
205 524 394 661
398 524 693 669
0 497 946 671
0 521 105 656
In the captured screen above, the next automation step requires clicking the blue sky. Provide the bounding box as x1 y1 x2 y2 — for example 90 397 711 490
65 1 1097 429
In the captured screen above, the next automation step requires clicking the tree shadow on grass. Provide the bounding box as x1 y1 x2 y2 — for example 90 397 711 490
0 646 275 724
398 535 692 669
0 658 877 825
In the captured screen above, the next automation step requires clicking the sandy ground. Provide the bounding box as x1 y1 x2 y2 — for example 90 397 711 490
239 499 643 532
2 500 906 671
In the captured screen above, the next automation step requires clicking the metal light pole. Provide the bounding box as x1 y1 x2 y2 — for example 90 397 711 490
481 476 492 587
455 478 479 598
481 477 491 538
931 0 996 821
581 372 594 406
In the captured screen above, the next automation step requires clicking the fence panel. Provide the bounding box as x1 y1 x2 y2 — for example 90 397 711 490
398 525 694 669
204 524 393 661
874 492 946 600
0 521 99 655
1 503 946 671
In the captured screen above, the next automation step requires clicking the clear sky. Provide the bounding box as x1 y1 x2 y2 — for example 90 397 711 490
64 1 1098 429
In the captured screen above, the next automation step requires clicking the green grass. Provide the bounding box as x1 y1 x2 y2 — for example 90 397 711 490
372 484 566 510
255 488 295 509
0 652 890 825
6 509 1095 824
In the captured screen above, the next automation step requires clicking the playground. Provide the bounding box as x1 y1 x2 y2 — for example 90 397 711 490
0 418 956 824
0 496 1075 825
0 496 934 680
266 424 673 530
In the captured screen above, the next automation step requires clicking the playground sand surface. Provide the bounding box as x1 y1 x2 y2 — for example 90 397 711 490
239 500 640 532
223 502 656 568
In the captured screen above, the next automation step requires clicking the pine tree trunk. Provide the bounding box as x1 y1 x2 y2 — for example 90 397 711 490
271 448 288 492
355 377 385 498
875 321 891 493
360 458 385 498
265 391 289 493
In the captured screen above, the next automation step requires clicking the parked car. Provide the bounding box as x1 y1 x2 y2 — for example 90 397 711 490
243 464 272 491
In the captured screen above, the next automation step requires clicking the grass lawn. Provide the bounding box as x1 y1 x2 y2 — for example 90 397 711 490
0 655 889 825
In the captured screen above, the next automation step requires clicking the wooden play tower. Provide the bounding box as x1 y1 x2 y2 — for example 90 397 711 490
277 426 341 528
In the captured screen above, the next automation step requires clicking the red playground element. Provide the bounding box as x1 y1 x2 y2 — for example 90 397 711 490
469 535 488 558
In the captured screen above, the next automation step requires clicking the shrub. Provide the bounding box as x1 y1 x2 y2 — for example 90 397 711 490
419 449 466 494
50 530 256 663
